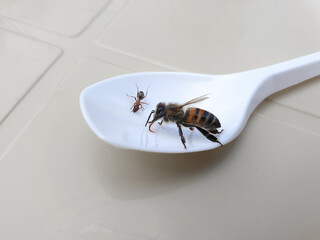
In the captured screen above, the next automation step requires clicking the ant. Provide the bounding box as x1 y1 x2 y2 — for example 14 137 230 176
126 84 149 113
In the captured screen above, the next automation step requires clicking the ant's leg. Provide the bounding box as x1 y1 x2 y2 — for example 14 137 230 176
140 101 149 105
126 94 137 100
196 127 223 147
144 85 150 98
177 123 187 149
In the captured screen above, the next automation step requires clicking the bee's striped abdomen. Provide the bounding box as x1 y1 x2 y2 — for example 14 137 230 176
184 108 221 129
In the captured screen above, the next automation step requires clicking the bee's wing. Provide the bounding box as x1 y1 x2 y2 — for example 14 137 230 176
179 94 209 108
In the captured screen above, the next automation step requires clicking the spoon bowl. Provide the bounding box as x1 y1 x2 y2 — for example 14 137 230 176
80 52 320 153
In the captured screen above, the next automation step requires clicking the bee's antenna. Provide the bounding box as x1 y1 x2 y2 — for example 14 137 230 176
145 110 155 127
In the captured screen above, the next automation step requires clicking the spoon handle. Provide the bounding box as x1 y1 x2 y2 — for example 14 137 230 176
239 52 320 119
254 51 320 97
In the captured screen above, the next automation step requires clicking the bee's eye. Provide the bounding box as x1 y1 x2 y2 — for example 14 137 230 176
156 106 163 115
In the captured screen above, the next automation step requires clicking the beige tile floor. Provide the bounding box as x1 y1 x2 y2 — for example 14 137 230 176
0 0 320 239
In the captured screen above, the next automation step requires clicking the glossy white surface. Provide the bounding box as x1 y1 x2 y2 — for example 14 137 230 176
80 52 320 153
0 0 319 239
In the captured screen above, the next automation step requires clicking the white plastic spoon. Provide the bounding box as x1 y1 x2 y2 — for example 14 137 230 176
80 52 320 153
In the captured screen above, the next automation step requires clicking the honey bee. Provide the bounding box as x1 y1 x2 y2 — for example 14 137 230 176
145 95 223 149
126 84 149 113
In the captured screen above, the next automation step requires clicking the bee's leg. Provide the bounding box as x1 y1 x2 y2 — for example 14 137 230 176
196 127 223 147
177 123 187 149
217 129 224 134
158 120 163 125
182 123 194 131
209 129 224 134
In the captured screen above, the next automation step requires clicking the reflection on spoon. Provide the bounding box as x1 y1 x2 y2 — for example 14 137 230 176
80 52 320 153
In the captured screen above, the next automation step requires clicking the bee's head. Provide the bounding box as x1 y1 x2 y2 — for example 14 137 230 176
153 103 166 120
145 103 166 132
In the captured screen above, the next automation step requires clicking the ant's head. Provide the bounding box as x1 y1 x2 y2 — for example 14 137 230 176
137 91 145 99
